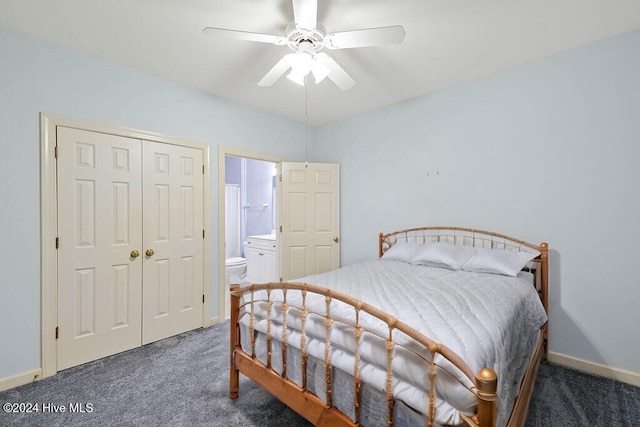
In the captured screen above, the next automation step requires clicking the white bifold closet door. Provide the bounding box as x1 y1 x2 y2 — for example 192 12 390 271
141 141 203 345
56 127 203 370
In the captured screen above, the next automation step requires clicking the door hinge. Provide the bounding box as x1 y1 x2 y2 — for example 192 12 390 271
202 294 205 304
55 326 59 340
279 226 283 233
279 174 282 182
54 146 58 159
202 229 205 239
202 165 205 174
55 237 59 249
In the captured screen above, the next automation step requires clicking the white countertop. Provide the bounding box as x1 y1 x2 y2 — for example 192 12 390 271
247 234 276 241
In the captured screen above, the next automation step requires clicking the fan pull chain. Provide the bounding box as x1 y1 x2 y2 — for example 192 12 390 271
305 77 309 167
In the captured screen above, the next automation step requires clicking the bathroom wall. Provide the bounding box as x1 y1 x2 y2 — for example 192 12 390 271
243 158 275 239
224 156 275 255
225 156 241 185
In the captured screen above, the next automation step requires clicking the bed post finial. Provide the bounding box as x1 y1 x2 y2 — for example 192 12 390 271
476 368 497 427
379 232 384 258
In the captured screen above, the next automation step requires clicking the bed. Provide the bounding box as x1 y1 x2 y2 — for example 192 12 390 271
229 226 549 427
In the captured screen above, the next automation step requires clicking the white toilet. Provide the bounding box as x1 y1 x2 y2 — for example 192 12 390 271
225 257 247 318
225 257 247 285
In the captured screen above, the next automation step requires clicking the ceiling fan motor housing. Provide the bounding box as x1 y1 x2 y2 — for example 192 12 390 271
285 21 326 53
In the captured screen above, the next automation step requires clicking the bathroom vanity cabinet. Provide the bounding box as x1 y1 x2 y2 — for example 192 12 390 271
244 234 278 283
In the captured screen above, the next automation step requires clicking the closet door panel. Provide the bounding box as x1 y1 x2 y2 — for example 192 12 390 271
142 141 204 344
57 127 143 370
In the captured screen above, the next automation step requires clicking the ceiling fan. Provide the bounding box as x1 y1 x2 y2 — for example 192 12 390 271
203 0 405 90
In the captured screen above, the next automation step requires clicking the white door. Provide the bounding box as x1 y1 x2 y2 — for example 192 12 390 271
279 162 340 281
57 129 205 369
57 127 143 370
142 142 204 344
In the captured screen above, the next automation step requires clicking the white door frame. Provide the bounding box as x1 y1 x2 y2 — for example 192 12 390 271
217 146 284 319
40 113 211 378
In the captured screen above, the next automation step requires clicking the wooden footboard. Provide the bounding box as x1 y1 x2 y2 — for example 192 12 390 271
229 282 499 427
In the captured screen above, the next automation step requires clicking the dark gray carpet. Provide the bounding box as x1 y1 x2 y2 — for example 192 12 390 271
1 322 638 426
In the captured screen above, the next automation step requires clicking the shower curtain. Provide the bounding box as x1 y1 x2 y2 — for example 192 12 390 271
225 184 241 259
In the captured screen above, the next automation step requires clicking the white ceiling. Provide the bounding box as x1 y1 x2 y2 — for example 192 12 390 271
1 0 639 125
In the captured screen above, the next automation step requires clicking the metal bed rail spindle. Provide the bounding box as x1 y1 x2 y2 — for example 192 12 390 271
353 303 363 425
249 289 256 358
266 288 273 369
324 295 334 408
386 321 396 426
301 289 309 391
281 287 288 378
428 349 437 427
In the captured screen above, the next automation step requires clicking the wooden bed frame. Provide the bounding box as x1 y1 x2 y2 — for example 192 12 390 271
229 226 549 427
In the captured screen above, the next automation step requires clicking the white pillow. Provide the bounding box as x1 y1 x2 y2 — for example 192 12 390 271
462 248 540 277
412 242 477 270
381 241 424 263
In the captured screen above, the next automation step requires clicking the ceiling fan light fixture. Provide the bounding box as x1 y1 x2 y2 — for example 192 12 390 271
288 53 309 85
289 51 313 74
287 50 331 86
311 68 329 84
286 69 307 86
311 58 330 83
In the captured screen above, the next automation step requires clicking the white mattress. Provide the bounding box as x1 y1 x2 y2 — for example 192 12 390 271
238 259 547 426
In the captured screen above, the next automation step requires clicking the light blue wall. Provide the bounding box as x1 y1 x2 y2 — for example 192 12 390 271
0 29 306 379
3 22 640 385
313 29 640 375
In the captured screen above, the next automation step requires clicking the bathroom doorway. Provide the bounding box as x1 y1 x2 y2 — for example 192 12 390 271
225 155 277 257
218 147 282 319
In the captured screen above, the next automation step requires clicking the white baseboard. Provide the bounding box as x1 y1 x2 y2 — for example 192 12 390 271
0 368 42 392
206 315 223 327
549 351 640 387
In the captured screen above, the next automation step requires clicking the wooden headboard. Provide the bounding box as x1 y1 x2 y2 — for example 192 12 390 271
379 226 543 257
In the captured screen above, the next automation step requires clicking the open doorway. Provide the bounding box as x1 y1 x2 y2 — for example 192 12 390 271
218 147 283 319
225 156 276 258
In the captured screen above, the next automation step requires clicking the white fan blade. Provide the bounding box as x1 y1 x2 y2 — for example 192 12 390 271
324 25 406 49
317 53 356 90
292 0 317 31
258 54 294 87
203 27 287 45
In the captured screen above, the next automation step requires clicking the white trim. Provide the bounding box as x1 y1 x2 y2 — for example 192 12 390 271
40 113 212 378
40 114 58 379
0 369 42 392
548 351 640 387
217 146 284 320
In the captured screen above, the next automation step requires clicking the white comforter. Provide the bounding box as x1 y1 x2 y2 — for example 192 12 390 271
238 259 547 426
